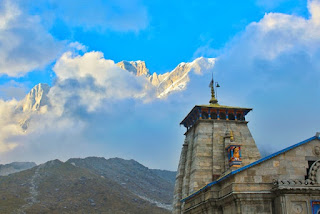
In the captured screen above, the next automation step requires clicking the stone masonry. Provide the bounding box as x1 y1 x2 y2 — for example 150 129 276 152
173 117 261 213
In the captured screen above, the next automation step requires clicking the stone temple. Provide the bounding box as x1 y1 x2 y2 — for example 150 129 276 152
173 79 320 214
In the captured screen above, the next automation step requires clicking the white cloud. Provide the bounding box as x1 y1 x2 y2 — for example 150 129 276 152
309 0 320 24
68 42 87 52
0 99 24 154
0 80 27 100
224 12 320 64
213 0 320 153
50 51 156 113
0 0 63 77
0 0 20 29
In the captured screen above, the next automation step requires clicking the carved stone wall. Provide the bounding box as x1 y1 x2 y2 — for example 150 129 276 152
173 119 261 214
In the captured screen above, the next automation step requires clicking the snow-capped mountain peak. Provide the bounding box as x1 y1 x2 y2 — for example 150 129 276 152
153 57 215 98
12 57 215 131
117 60 150 77
16 83 50 113
117 57 216 98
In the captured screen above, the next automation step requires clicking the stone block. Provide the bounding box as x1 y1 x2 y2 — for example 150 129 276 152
244 176 254 182
247 169 256 176
254 175 262 183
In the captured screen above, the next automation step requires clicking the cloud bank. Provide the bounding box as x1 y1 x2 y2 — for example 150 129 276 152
0 0 148 77
0 0 63 77
50 51 156 113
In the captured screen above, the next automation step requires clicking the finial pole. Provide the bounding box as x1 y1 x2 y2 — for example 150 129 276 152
209 76 218 105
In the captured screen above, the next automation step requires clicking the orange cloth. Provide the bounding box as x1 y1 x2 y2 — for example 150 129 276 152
233 147 240 160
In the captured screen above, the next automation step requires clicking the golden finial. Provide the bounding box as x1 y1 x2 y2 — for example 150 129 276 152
209 77 218 104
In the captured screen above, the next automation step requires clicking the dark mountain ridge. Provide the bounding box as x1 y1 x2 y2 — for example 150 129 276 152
67 157 176 209
0 157 176 214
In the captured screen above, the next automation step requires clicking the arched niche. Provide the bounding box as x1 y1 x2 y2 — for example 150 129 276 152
308 159 320 184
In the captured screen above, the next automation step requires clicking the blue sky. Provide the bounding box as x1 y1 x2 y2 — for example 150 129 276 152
0 0 310 83
0 0 319 170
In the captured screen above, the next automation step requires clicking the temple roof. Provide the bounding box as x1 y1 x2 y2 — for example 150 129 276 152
180 103 252 127
195 103 252 110
181 133 320 202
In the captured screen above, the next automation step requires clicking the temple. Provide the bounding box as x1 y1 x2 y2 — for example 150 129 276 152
173 79 320 214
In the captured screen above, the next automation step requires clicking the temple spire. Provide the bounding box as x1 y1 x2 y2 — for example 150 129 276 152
209 77 218 104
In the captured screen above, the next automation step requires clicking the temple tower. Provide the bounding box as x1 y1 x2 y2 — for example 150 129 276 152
173 80 261 214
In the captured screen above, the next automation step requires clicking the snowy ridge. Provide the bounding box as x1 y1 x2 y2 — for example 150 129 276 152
15 83 50 113
12 57 215 131
158 69 190 98
117 57 215 98
155 57 216 98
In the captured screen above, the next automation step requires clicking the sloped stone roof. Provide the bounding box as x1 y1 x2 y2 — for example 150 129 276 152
181 134 320 202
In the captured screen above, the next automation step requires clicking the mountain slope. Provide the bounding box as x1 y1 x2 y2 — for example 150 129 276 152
150 169 176 184
67 157 176 210
0 159 170 214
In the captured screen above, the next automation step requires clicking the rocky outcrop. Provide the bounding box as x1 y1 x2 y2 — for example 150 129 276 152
117 57 216 98
15 83 50 113
14 83 50 130
117 60 150 76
